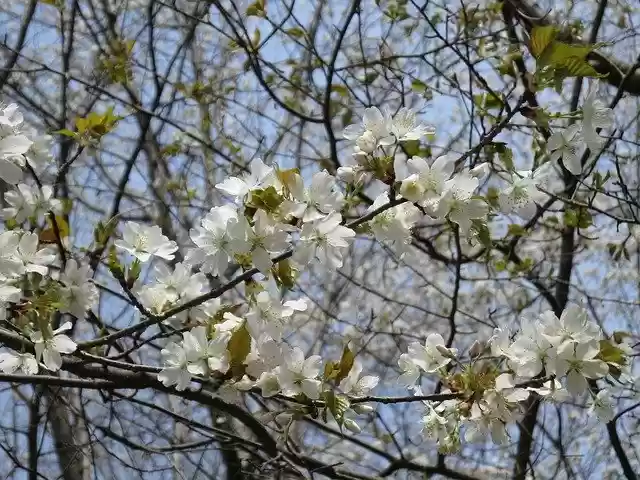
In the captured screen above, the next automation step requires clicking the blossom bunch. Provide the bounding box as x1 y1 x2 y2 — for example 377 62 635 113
0 92 635 446
0 103 100 374
399 304 631 450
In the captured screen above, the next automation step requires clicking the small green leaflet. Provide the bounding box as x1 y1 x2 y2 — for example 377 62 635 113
529 25 606 79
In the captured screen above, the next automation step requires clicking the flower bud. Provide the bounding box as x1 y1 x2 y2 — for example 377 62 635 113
337 166 355 182
436 344 456 359
352 404 375 415
343 418 361 434
468 340 485 359
356 131 377 153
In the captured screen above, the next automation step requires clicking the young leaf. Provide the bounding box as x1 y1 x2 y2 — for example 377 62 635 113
227 323 252 367
335 345 355 384
530 26 558 59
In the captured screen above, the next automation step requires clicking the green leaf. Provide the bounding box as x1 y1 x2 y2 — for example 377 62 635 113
597 339 626 366
331 84 349 97
272 259 297 290
246 0 266 17
39 215 70 244
471 219 492 248
53 129 76 138
251 28 262 49
285 27 305 39
336 346 355 384
403 140 420 157
323 361 340 382
530 26 558 59
108 246 125 280
127 259 142 289
227 323 251 368
473 93 503 111
324 391 350 426
507 224 527 237
411 79 427 93
247 186 284 212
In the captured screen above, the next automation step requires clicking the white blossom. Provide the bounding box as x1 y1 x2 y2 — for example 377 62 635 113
188 205 250 275
59 259 98 318
435 173 488 233
498 170 546 218
16 233 56 276
0 134 31 184
158 342 191 391
216 158 276 201
367 191 419 257
339 361 379 396
115 222 178 262
2 183 61 223
582 86 613 152
0 283 20 320
399 333 456 377
548 124 583 175
343 106 394 150
246 290 307 340
294 212 355 268
548 341 608 396
247 210 292 273
0 350 38 375
588 389 615 422
397 154 454 205
182 326 230 376
540 304 601 348
277 346 322 399
283 171 344 222
30 321 77 372
391 107 434 142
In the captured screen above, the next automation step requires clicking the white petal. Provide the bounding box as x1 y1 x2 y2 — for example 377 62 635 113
43 348 62 372
216 177 248 197
51 335 77 354
0 135 32 155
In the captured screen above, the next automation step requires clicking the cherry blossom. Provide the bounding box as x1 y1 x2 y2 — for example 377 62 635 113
30 321 77 372
294 212 355 268
277 346 322 399
339 361 379 396
2 183 61 223
548 123 583 175
397 154 454 205
399 333 456 376
216 158 276 201
0 133 31 184
188 205 250 275
343 106 394 150
59 259 98 318
158 342 191 391
115 222 179 262
547 340 609 395
0 350 38 375
283 170 344 222
391 107 435 142
582 85 613 151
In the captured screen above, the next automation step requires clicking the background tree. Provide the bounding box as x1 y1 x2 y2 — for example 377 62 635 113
0 0 639 479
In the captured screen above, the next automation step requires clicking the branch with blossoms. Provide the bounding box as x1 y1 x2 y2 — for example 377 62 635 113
0 84 637 468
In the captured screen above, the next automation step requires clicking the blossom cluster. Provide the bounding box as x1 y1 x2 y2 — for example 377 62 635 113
0 90 633 445
547 86 613 175
399 305 632 449
0 103 98 374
